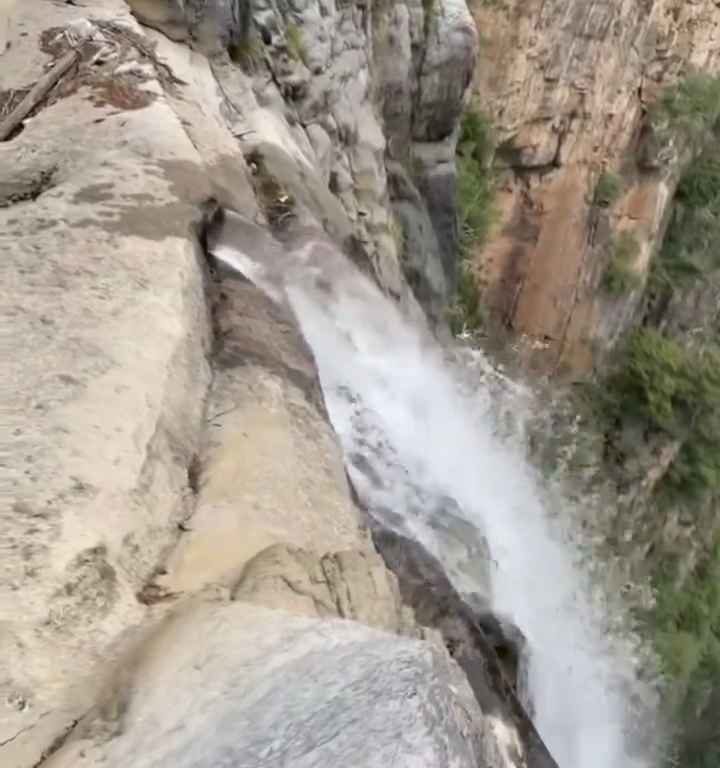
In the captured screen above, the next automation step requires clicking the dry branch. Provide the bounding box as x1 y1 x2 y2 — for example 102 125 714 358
0 49 80 141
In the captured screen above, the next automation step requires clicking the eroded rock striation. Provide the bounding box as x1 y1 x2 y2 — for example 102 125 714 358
467 0 720 374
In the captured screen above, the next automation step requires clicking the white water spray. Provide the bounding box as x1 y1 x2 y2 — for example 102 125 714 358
212 217 654 768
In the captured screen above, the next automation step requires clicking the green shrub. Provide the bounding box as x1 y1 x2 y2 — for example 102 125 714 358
608 329 691 428
285 23 307 63
677 151 720 208
602 231 642 295
657 629 705 680
650 74 720 142
229 35 263 71
450 109 497 335
448 261 486 335
456 110 497 252
655 149 720 285
458 110 495 167
609 331 720 429
457 155 496 251
593 171 623 207
650 541 720 765
605 330 720 496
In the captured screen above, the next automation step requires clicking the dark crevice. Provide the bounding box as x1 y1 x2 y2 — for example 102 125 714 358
244 149 298 234
30 717 80 768
370 525 559 768
186 453 202 495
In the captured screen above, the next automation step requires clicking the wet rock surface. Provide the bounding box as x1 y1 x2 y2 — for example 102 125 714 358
370 525 559 768
45 600 508 768
340 388 494 607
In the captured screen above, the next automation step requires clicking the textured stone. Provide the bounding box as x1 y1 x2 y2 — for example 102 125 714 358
0 5 230 763
45 600 522 768
374 0 478 309
127 0 249 52
370 527 557 768
231 543 415 632
388 160 448 319
0 4 353 764
0 0 13 55
233 0 477 316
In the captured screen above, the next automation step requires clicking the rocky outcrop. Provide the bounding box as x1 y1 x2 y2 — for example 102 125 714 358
231 542 416 630
126 0 248 52
374 0 477 311
238 0 475 319
126 0 477 322
0 2 542 767
43 600 506 768
467 0 720 374
370 527 558 768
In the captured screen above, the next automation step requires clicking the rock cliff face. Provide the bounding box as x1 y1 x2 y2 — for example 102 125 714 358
467 0 720 374
475 3 720 746
0 2 545 767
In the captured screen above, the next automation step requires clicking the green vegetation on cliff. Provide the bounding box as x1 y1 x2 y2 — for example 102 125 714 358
597 138 720 762
654 148 720 285
650 74 720 144
604 329 720 495
450 110 496 335
593 170 623 207
456 110 496 247
602 231 641 295
587 324 720 765
653 541 720 768
581 110 720 763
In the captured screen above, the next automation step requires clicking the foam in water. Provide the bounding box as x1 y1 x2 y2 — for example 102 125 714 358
212 221 653 768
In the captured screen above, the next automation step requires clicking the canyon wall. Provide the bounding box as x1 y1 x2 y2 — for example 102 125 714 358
467 0 720 375
0 2 550 767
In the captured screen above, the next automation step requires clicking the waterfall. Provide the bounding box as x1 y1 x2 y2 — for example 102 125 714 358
211 215 655 768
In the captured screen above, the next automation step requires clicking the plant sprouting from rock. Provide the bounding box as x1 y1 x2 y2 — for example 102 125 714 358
450 109 497 335
602 231 641 296
650 74 720 144
654 148 720 286
285 22 307 64
593 170 623 207
229 35 264 71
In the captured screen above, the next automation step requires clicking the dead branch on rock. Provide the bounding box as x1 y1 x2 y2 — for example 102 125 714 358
0 49 80 141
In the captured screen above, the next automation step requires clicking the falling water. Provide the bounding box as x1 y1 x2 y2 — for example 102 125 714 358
212 215 655 768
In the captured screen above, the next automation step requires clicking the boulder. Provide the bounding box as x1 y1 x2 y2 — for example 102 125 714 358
126 0 250 52
45 600 517 768
371 526 558 768
231 542 415 632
